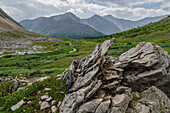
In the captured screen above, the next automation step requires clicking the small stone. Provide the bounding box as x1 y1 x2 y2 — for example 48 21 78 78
56 77 61 80
11 99 25 111
60 92 64 94
41 95 49 100
46 97 52 101
44 88 52 91
40 101 50 110
51 106 57 113
51 100 56 105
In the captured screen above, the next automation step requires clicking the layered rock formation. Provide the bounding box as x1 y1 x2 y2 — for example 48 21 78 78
60 38 170 113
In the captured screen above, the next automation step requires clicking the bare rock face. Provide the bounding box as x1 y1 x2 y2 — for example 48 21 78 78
60 38 170 113
118 42 170 94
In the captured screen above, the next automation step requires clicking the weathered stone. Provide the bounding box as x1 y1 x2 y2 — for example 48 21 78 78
60 39 170 113
46 96 52 101
40 101 50 110
51 100 56 105
41 95 49 100
11 99 25 111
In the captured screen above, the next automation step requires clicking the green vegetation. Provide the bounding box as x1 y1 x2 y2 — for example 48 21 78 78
0 77 66 113
0 16 169 112
0 30 42 39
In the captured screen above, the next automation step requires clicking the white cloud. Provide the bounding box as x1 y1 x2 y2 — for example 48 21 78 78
0 0 169 21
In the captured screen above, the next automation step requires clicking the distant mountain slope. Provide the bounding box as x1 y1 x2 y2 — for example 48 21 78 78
0 8 28 32
80 14 121 35
0 8 54 56
103 15 168 31
20 12 104 38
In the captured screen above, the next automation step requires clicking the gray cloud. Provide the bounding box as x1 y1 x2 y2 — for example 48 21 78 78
96 0 164 7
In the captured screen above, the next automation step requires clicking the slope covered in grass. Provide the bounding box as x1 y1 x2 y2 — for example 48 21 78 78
85 16 170 56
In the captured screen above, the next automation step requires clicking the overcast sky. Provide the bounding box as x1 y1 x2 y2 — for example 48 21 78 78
0 0 169 22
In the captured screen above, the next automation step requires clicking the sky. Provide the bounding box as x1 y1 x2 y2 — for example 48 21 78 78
0 0 170 22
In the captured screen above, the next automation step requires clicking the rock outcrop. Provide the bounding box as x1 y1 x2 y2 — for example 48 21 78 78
60 38 170 113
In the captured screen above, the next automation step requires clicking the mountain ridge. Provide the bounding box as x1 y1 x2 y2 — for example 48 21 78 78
20 12 104 38
103 14 168 31
20 12 168 38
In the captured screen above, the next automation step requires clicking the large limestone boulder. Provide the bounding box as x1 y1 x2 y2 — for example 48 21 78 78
60 38 170 113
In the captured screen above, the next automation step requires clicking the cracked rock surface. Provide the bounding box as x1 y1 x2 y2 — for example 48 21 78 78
60 38 170 113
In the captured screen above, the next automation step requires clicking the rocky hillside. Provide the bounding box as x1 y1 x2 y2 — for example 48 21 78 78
60 38 170 113
0 8 26 32
19 12 104 38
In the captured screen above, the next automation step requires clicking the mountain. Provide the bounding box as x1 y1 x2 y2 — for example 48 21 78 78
20 12 104 38
80 14 121 35
0 8 28 33
103 14 168 31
